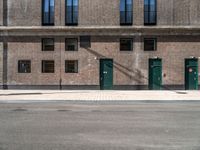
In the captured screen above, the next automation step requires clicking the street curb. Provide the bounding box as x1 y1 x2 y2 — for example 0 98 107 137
1 100 200 104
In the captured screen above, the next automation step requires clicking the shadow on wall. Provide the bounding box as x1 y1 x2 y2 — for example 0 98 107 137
85 47 148 88
85 47 189 91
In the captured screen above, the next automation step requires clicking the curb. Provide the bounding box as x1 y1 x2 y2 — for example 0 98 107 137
1 100 200 104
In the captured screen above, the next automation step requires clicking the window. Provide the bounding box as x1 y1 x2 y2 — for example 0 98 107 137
120 38 133 51
144 38 157 51
144 0 157 25
65 60 78 73
65 38 78 51
80 36 91 48
66 0 78 25
42 60 54 73
42 38 54 51
120 0 133 25
42 0 54 25
18 60 31 73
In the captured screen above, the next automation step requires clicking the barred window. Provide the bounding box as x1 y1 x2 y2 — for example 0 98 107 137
65 60 78 73
65 38 78 51
144 38 157 51
18 60 31 73
120 38 133 51
42 60 55 73
42 38 54 51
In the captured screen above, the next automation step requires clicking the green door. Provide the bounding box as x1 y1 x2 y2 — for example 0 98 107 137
149 58 162 90
185 58 198 90
100 59 113 90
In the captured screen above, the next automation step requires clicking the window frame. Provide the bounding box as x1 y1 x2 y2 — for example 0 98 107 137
80 36 91 48
120 38 133 51
42 38 55 51
18 60 31 73
42 0 55 26
144 0 157 25
65 0 79 26
65 38 78 51
144 38 157 51
42 60 55 73
65 60 78 73
120 0 133 26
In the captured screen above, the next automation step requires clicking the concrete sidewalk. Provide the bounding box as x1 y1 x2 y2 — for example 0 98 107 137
0 90 199 101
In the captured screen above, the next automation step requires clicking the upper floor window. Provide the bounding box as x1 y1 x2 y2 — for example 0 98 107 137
144 38 157 51
120 0 133 25
144 0 157 25
66 0 78 25
66 38 78 51
120 38 133 51
42 38 54 51
42 0 55 25
80 36 91 48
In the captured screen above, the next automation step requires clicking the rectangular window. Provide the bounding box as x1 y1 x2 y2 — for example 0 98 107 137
144 0 157 25
144 38 157 51
42 60 55 73
65 38 78 51
120 0 133 25
42 38 54 51
42 0 54 25
18 60 31 73
66 0 78 25
65 60 78 73
80 36 91 48
120 38 133 51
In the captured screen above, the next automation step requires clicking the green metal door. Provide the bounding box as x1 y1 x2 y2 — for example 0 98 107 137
185 58 198 90
149 58 162 90
100 59 113 90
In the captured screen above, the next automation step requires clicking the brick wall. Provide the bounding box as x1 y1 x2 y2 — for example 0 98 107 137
0 0 3 26
6 36 200 87
5 0 200 26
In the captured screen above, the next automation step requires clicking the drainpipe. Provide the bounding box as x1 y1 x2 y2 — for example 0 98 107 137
59 0 62 90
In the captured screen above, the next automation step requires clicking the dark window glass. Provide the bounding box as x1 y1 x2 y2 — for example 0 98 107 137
18 60 31 73
120 0 133 25
65 60 78 73
120 38 133 51
80 36 91 48
144 38 157 51
42 38 54 51
144 0 156 25
66 0 78 25
42 0 54 25
42 60 54 73
65 38 78 51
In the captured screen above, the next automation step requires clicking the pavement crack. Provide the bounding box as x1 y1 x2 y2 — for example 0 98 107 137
57 109 72 112
12 108 28 112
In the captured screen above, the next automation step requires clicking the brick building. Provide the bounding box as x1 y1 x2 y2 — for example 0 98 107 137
0 0 199 90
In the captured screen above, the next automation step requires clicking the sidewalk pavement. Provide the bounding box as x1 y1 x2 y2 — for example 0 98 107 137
0 90 199 101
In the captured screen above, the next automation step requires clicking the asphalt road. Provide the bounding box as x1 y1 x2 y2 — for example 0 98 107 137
0 101 200 150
